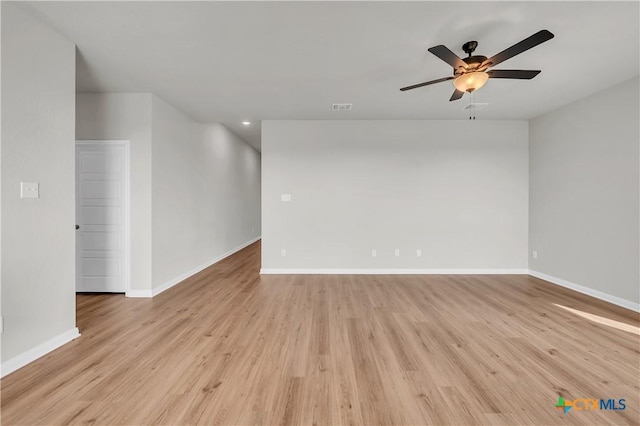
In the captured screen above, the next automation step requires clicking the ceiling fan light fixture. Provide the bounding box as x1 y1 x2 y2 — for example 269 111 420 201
453 71 489 93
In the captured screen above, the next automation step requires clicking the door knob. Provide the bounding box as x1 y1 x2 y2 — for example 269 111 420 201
76 225 80 230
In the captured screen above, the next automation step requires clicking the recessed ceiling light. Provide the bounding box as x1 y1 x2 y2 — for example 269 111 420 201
242 121 251 126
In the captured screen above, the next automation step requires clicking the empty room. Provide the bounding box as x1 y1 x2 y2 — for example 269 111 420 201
1 1 639 425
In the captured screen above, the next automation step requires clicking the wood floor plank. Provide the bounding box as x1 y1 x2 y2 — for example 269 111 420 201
2 241 639 425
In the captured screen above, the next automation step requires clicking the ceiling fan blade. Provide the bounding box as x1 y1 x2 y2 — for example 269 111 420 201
483 30 554 68
449 89 464 101
487 69 541 79
428 45 467 71
399 76 454 91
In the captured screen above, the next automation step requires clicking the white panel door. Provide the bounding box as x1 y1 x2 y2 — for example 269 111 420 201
76 142 129 293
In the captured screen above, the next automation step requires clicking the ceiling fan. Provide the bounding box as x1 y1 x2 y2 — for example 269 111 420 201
400 29 554 101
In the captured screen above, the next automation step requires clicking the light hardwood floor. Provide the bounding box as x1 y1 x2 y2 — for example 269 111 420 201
2 241 639 425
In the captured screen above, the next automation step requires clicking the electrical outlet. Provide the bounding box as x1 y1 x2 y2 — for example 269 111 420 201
532 250 538 259
416 249 422 257
371 249 377 257
20 182 39 199
281 249 287 257
394 249 400 257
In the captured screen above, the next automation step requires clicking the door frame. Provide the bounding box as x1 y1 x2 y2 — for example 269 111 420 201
76 140 131 295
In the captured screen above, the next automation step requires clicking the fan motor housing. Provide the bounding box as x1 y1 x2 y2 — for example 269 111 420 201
454 55 487 75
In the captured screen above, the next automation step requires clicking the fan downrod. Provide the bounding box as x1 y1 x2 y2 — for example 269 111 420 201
462 41 478 56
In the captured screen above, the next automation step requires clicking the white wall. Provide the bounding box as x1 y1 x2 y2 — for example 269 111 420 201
76 93 153 293
1 3 77 363
151 96 261 289
0 2 4 353
262 120 529 271
529 77 640 306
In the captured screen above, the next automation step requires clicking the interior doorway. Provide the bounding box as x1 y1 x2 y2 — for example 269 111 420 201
75 140 130 293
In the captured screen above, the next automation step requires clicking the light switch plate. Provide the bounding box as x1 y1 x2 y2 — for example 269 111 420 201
281 194 292 202
20 182 39 199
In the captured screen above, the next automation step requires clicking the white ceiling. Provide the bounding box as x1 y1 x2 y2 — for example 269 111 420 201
18 1 640 151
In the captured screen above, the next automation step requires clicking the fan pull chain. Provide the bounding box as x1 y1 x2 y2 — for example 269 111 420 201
473 92 476 120
469 91 476 120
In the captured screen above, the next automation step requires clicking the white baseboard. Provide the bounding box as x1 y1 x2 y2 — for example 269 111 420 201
126 289 153 298
1 327 80 378
259 267 638 312
260 268 529 275
528 270 640 313
152 237 261 297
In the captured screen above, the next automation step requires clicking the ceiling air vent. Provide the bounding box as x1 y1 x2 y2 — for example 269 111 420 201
332 103 353 111
462 102 489 111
